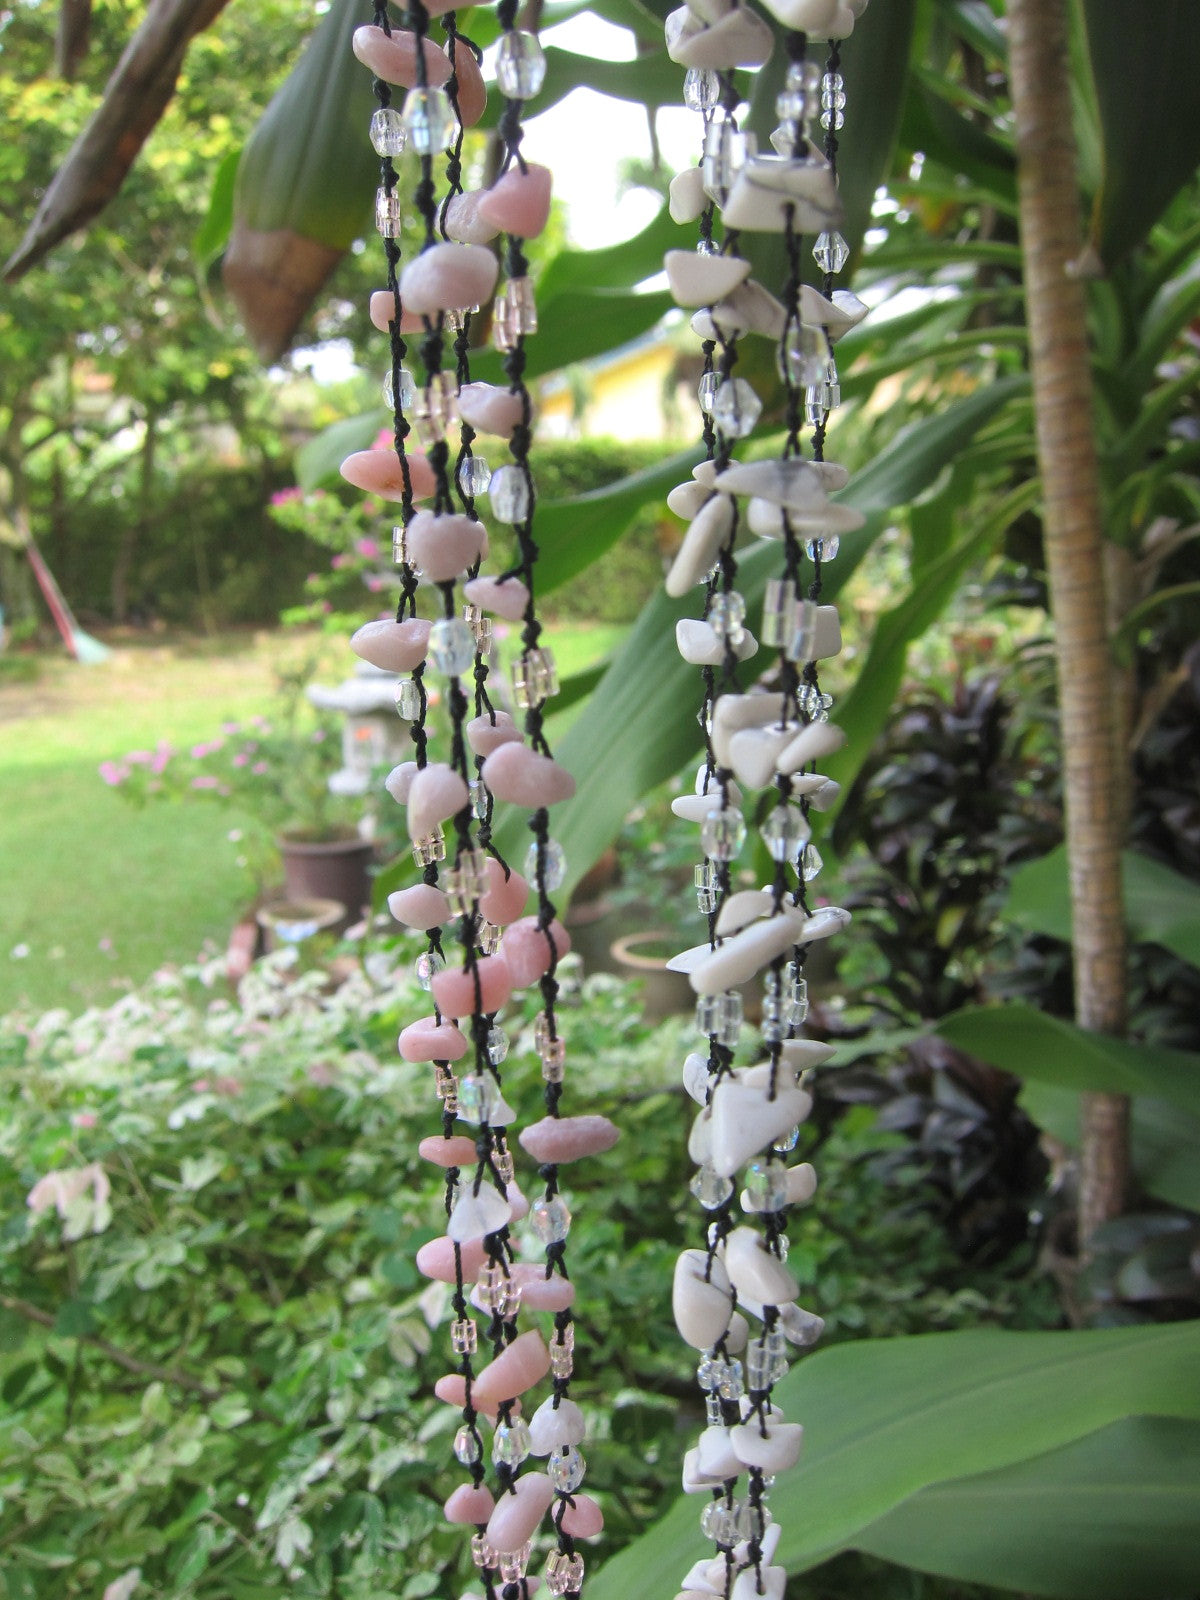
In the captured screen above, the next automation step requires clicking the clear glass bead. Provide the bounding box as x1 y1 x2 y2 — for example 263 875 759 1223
549 1332 574 1380
784 973 809 1026
711 378 762 439
701 1499 738 1544
691 1161 734 1210
457 1073 503 1124
762 578 797 647
471 1533 496 1569
496 30 547 98
487 1025 509 1066
745 1159 789 1211
512 646 558 709
548 1443 586 1493
395 675 422 720
785 597 818 662
459 454 492 498
391 523 408 566
499 1543 533 1584
769 123 794 156
702 123 755 204
813 229 850 275
475 1263 518 1313
718 1356 744 1400
401 85 456 155
488 464 532 523
494 1147 515 1185
374 187 402 238
805 395 828 429
383 365 416 412
475 916 502 956
412 372 459 445
801 842 824 882
804 533 841 562
493 1418 532 1467
494 277 538 350
821 104 846 130
695 859 720 915
414 948 445 989
746 1338 773 1390
779 323 827 389
545 1551 585 1596
761 804 811 863
451 1317 478 1354
697 1354 719 1392
531 1195 572 1244
788 59 823 97
433 1063 456 1100
700 805 746 862
697 369 720 415
821 71 845 100
540 1037 566 1083
773 1123 801 1154
465 605 493 653
526 837 567 892
696 990 743 1047
444 848 489 914
469 778 489 822
683 67 720 111
370 106 407 156
771 1349 791 1383
708 589 746 645
760 993 784 1044
428 616 477 677
454 1424 482 1466
705 1391 724 1424
412 830 446 869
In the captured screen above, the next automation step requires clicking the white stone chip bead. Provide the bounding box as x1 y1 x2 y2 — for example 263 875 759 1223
780 1037 838 1071
681 1565 724 1596
712 458 833 512
728 721 803 789
687 1104 714 1166
756 0 839 27
667 480 711 520
807 778 843 811
741 1162 817 1212
673 1247 734 1349
725 1310 750 1352
747 495 866 539
666 942 715 975
710 1078 813 1177
731 1567 786 1600
670 166 709 224
793 904 853 944
730 1421 804 1473
664 248 753 308
693 459 720 488
799 283 869 339
528 1395 586 1455
676 618 758 666
682 1447 726 1494
664 4 773 69
722 156 842 234
447 1184 512 1243
711 691 791 766
733 1522 782 1570
683 1050 714 1105
690 912 808 997
775 719 848 774
696 1425 743 1480
686 0 735 23
725 1226 800 1305
714 888 774 937
780 1301 826 1346
692 280 787 342
666 492 736 596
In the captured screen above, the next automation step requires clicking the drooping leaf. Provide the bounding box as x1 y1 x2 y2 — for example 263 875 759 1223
902 77 1017 204
855 1415 1200 1599
588 1323 1200 1600
1080 0 1200 264
194 146 241 269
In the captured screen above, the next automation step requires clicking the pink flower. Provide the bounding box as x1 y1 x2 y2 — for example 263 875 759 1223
270 487 304 506
126 750 154 766
99 761 129 786
72 1111 98 1129
213 1076 242 1097
232 753 248 767
307 1061 337 1086
191 775 220 790
190 739 224 759
355 537 380 559
311 729 327 744
252 761 269 776
221 721 241 735
365 576 386 592
151 750 171 775
27 1162 110 1220
371 428 393 451
331 554 349 571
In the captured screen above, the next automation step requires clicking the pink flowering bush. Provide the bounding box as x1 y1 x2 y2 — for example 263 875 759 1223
267 487 399 631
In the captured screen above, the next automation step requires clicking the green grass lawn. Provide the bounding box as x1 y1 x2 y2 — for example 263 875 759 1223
0 621 625 1015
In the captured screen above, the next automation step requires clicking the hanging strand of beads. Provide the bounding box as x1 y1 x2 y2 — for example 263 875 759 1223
660 0 872 1595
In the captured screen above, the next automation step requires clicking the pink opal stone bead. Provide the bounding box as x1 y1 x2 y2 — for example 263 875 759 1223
481 744 576 807
499 916 571 988
369 291 427 336
466 710 523 758
519 1114 620 1165
388 883 451 930
351 27 486 125
433 1374 502 1423
478 858 529 927
477 163 553 239
486 1472 556 1554
432 954 513 1018
443 190 501 246
419 1134 479 1168
400 243 499 318
560 1494 604 1539
416 1235 488 1283
341 448 436 502
457 382 529 437
510 1263 576 1311
384 761 419 804
472 1329 551 1407
443 35 487 126
406 763 469 840
350 617 431 673
407 509 489 584
463 574 531 621
399 1016 469 1064
445 1483 496 1526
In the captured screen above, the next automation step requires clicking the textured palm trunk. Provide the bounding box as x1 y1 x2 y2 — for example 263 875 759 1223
1008 0 1130 1251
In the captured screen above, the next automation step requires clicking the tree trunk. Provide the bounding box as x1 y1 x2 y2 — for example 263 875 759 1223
1008 0 1130 1255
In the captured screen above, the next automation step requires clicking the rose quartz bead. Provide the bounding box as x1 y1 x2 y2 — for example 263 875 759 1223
434 1375 501 1423
369 292 426 336
519 1114 620 1165
444 35 487 126
400 243 499 318
486 1472 555 1554
511 1263 576 1311
482 744 576 807
478 858 529 927
507 1181 530 1223
419 1134 479 1168
351 27 485 125
388 883 451 930
463 575 531 621
457 382 529 437
407 509 489 583
561 1495 604 1539
399 1016 468 1063
432 954 513 1018
472 1329 551 1407
350 618 431 673
416 1234 488 1283
477 164 553 239
384 761 419 804
445 1483 496 1526
467 710 523 758
341 449 436 502
444 190 501 246
499 917 571 988
406 763 469 840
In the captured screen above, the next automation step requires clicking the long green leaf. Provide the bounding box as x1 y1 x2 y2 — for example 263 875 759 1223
1005 846 1200 970
1080 0 1200 264
194 147 241 268
855 1416 1200 1599
296 411 390 491
468 290 676 388
936 1002 1200 1119
538 204 681 301
475 45 685 129
588 1323 1200 1599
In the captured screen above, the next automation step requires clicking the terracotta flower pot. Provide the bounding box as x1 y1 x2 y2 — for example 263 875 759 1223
277 833 375 934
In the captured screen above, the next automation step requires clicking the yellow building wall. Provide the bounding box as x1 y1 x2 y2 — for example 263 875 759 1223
538 341 680 442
